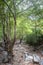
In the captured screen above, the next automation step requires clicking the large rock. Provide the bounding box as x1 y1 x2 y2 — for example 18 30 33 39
0 51 8 63
25 52 33 62
0 41 5 48
0 47 4 52
39 57 43 65
33 54 40 63
40 59 43 65
2 51 8 63
6 63 12 65
40 50 43 55
0 53 3 63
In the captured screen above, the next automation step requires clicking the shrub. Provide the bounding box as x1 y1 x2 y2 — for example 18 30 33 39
25 33 43 47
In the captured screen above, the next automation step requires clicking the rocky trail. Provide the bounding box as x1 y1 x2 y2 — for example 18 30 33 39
0 43 43 65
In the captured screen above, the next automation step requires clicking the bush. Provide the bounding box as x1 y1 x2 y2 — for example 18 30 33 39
37 34 43 44
25 33 43 47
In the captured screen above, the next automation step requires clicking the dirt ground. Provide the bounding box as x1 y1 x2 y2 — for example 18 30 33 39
0 43 43 65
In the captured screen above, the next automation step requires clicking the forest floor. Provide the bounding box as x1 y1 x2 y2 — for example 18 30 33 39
0 43 43 65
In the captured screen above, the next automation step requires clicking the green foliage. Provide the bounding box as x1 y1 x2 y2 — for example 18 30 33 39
25 33 43 47
0 0 43 45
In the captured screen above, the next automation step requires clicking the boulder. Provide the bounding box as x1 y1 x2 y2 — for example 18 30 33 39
0 47 4 52
2 51 8 63
25 52 33 62
39 57 43 65
33 54 40 63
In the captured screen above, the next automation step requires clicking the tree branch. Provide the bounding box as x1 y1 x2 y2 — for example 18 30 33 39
17 6 33 16
16 0 23 6
3 0 14 17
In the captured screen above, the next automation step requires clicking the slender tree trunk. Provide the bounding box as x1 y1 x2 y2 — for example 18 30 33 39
9 12 11 37
13 0 17 45
2 3 6 43
35 21 37 41
14 16 16 43
2 19 5 42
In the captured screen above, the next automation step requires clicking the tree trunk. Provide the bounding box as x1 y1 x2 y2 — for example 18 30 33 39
2 19 5 43
13 0 16 45
13 16 16 45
